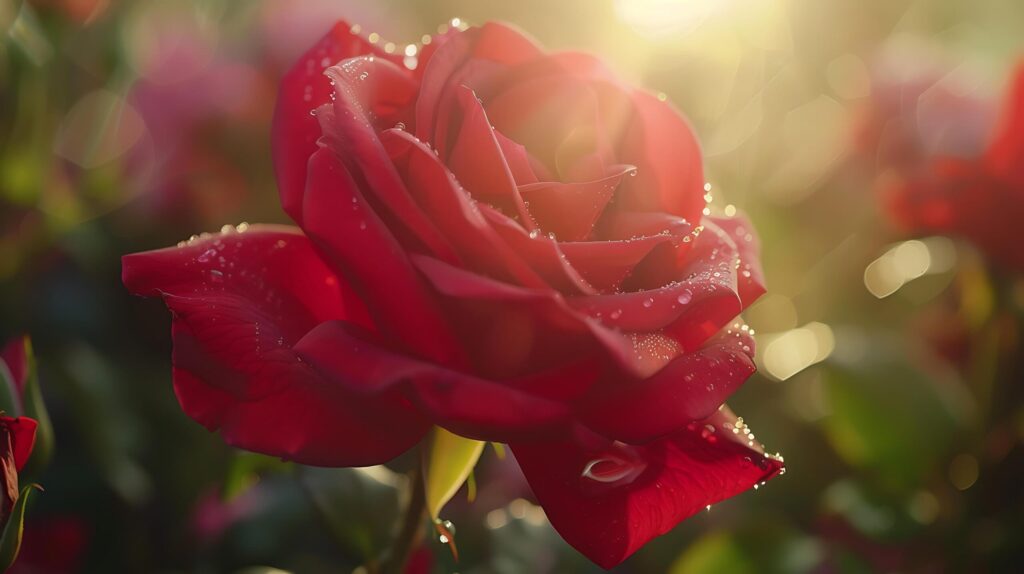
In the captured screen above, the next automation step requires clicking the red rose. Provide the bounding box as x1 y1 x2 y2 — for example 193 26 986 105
884 62 1024 272
123 20 783 567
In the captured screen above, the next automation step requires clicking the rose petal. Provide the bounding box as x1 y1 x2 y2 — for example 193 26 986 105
1 416 37 471
580 327 757 442
416 22 542 150
615 90 705 224
317 57 460 264
480 205 596 295
485 74 606 179
568 218 752 351
704 212 766 307
300 147 466 366
517 164 635 241
296 321 573 442
272 21 398 223
559 235 679 292
123 228 425 466
381 128 549 289
410 254 636 378
511 406 784 569
447 87 536 229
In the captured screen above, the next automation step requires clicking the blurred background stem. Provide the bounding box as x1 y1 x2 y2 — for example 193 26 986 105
380 462 426 574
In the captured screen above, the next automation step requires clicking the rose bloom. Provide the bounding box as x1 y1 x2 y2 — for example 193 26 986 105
883 62 1024 273
123 20 783 567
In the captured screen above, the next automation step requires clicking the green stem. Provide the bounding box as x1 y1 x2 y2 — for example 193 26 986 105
379 463 427 574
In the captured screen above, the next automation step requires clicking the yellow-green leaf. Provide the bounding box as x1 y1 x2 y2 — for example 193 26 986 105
423 427 484 519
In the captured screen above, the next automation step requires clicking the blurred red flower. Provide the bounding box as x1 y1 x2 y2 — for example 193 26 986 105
123 20 782 567
0 416 36 526
883 62 1024 272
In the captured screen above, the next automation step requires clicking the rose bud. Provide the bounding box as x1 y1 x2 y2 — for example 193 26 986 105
123 20 783 568
0 417 36 525
0 415 38 571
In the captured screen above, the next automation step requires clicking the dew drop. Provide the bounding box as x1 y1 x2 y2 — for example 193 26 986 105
197 248 216 263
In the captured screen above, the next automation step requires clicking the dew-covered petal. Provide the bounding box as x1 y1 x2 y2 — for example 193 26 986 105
122 228 426 466
511 406 784 569
704 212 766 306
447 86 536 228
517 164 634 241
272 21 398 223
382 128 550 290
316 57 459 264
558 234 680 292
569 218 751 351
579 327 757 443
480 204 596 295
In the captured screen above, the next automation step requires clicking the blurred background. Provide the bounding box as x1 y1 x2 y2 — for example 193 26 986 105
2 0 1023 572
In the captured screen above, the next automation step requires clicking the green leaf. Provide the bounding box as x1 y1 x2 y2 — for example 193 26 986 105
223 451 292 501
423 427 484 519
0 484 39 571
670 532 758 574
20 338 54 477
298 466 402 562
820 333 968 489
0 357 20 418
670 525 823 574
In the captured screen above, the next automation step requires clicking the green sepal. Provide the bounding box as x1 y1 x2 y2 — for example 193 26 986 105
423 427 484 520
0 484 40 571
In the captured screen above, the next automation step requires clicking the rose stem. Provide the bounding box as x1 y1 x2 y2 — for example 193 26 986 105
379 461 427 574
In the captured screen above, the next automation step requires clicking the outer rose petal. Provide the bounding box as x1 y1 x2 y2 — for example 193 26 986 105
122 227 427 466
579 327 757 443
272 21 398 223
704 213 767 307
511 406 784 569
